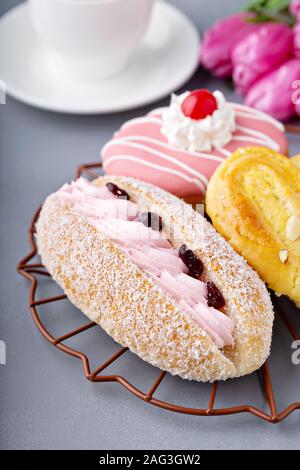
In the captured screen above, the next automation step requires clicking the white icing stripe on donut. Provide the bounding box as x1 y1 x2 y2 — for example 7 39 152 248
215 147 232 157
232 135 280 150
236 125 280 151
103 155 206 192
232 103 285 131
103 140 210 186
235 110 284 131
103 135 225 163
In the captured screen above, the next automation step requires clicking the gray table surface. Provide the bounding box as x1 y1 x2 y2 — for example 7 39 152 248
1 0 300 451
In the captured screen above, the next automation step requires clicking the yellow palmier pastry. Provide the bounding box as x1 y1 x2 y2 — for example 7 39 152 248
291 154 300 170
206 147 300 308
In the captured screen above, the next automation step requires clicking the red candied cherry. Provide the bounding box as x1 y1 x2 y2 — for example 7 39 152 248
181 89 218 120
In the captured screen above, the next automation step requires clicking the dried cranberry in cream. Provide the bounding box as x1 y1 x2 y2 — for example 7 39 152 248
179 244 204 279
106 182 129 199
206 281 225 309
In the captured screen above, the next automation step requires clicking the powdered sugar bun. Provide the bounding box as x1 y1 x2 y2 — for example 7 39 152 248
36 176 274 382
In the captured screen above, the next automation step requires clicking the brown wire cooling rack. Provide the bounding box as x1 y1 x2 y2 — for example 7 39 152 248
17 159 300 424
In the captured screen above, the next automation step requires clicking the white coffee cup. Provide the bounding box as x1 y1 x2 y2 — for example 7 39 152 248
29 0 155 80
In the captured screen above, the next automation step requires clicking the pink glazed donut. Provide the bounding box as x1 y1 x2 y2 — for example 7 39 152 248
101 90 288 201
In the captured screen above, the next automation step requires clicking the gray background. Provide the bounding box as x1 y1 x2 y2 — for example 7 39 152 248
1 0 300 450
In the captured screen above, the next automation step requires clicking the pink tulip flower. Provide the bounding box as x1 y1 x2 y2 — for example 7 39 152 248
293 77 300 115
232 23 294 95
201 12 259 77
290 0 300 20
245 58 300 121
294 22 300 58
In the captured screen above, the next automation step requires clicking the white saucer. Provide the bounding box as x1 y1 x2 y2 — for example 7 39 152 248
0 1 200 114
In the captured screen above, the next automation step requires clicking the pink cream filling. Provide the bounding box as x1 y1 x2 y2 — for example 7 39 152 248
58 178 235 349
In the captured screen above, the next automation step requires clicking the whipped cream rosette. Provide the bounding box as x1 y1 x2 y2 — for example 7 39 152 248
161 90 236 152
